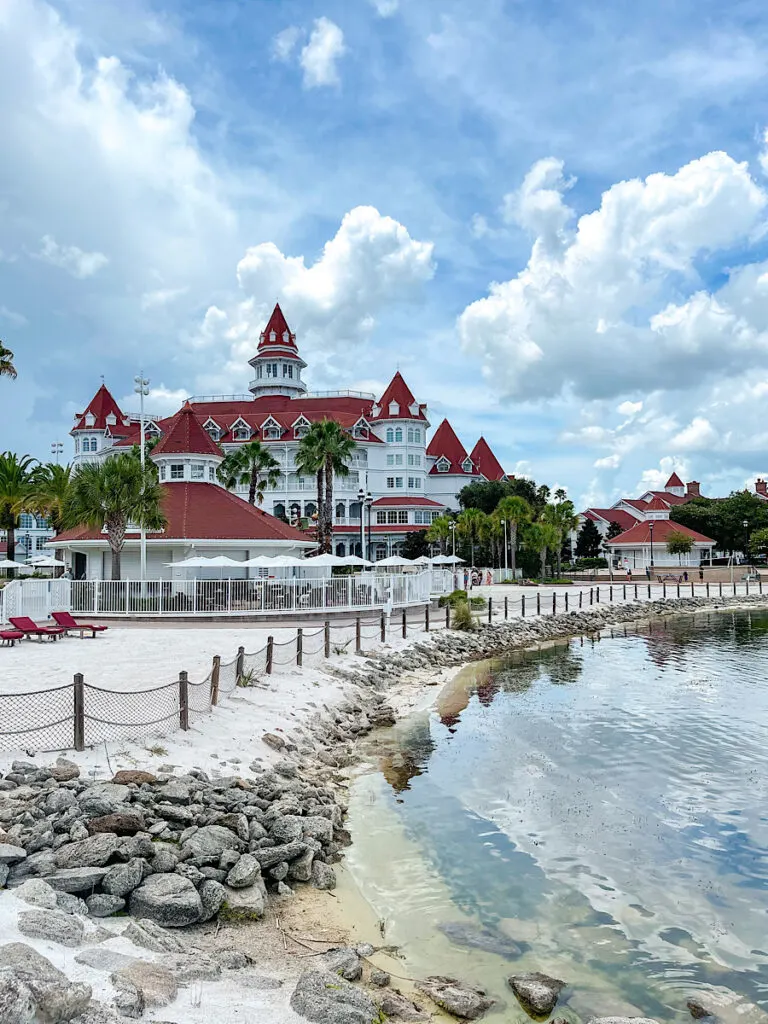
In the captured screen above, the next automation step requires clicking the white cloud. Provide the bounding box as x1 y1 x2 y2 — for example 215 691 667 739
117 385 189 417
670 415 722 450
370 0 399 15
459 149 768 401
35 234 108 278
140 286 189 311
300 18 346 89
0 305 27 327
617 400 643 416
636 457 689 493
594 453 621 469
272 26 302 63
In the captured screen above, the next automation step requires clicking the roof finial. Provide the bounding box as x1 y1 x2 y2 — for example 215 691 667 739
100 375 105 386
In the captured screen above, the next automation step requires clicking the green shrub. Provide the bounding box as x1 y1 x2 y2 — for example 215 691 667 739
450 600 475 631
574 557 608 569
438 589 468 607
469 596 486 609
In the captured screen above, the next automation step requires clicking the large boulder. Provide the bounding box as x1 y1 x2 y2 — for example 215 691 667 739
415 976 495 1020
225 854 261 890
0 845 27 866
51 760 80 783
199 880 227 923
220 885 264 922
78 784 131 818
86 894 126 918
181 825 242 863
101 859 144 898
0 944 91 1022
123 919 187 954
54 834 121 869
288 849 315 883
14 879 58 910
323 948 362 982
509 973 565 1016
290 967 381 1024
311 861 337 890
111 961 178 1008
0 969 35 1024
42 868 109 894
250 841 306 870
87 813 145 837
128 874 202 928
17 909 85 948
111 771 157 786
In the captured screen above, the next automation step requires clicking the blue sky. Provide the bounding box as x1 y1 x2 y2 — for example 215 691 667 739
3 0 768 507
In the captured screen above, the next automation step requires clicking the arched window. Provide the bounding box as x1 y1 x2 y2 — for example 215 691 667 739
349 501 362 519
335 502 345 519
335 543 346 557
273 502 286 521
414 429 421 443
305 501 317 518
386 428 394 443
395 428 403 442
407 428 414 443
74 439 80 454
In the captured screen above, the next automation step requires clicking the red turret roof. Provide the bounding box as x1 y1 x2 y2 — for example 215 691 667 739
72 384 128 433
470 437 505 481
427 419 474 475
151 402 223 458
256 302 300 358
372 372 428 422
665 472 684 488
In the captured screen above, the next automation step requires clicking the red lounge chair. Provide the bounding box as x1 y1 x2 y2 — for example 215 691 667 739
8 616 65 641
1 631 24 647
51 611 108 638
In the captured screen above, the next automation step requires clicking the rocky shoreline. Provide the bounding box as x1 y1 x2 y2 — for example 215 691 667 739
0 593 764 1023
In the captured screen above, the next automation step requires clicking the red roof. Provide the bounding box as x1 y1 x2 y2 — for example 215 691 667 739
372 372 427 422
665 472 684 488
643 496 670 512
647 490 690 506
605 519 714 547
371 497 445 507
583 509 636 531
72 385 129 434
616 498 649 511
52 483 309 545
427 420 474 475
152 403 223 458
255 303 302 361
469 437 505 481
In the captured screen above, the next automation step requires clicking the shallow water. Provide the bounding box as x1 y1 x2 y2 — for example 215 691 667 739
345 611 768 1023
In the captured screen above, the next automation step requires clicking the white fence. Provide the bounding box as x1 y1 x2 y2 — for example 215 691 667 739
0 570 453 622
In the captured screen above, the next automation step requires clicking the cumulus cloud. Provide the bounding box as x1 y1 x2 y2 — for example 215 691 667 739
618 400 643 416
300 18 346 89
35 235 108 278
459 150 768 401
370 0 399 15
594 453 621 469
140 286 189 311
636 457 689 493
670 416 722 451
272 26 302 62
116 385 189 417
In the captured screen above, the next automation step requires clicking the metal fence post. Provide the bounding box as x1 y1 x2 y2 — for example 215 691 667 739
597 586 600 603
324 620 331 658
733 581 736 596
445 604 450 628
746 580 750 596
647 583 651 599
623 585 626 600
676 583 680 599
402 609 407 638
381 610 387 641
425 605 430 632
488 598 492 624
179 671 189 731
210 655 221 707
356 616 362 654
522 594 526 617
579 590 582 609
719 582 722 597
706 582 710 597
266 636 274 674
73 673 85 752
297 628 303 667
634 584 638 600
235 646 245 683
610 585 613 602
590 588 593 605
537 592 541 615
504 596 508 619
565 591 569 612
552 593 556 615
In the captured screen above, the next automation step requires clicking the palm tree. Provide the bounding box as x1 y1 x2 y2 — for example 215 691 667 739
524 520 560 579
541 498 579 576
62 453 167 580
0 343 17 380
426 514 453 554
0 452 36 573
457 508 487 567
295 426 327 550
25 463 73 533
296 421 356 553
218 440 280 506
493 496 531 575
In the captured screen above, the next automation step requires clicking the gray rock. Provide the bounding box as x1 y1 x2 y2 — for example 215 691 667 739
111 961 178 1008
290 967 381 1024
262 733 285 751
0 944 92 1022
128 874 202 927
46 790 78 814
378 989 430 1020
415 976 495 1020
17 909 85 947
220 885 264 921
150 849 178 874
15 879 57 909
225 853 260 889
86 894 126 917
251 841 306 869
437 921 523 960
78 785 131 818
122 919 186 954
75 949 139 972
324 948 362 982
211 949 252 971
276 881 295 897
371 970 391 987
302 816 334 844
269 816 304 844
54 834 121 870
101 858 144 898
67 1002 125 1024
43 868 109 894
0 864 7 888
86 813 145 837
55 892 90 915
198 880 227 923
289 849 315 882
8 850 56 883
51 760 80 782
0 968 35 1024
509 972 565 1016
181 825 242 863
154 803 194 825
687 1000 716 1020
0 845 27 865
219 849 240 871
157 781 190 805
311 861 337 890
355 943 375 958
269 861 290 881
111 975 144 1019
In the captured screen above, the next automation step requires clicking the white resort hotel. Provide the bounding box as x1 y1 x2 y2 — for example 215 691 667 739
52 304 507 580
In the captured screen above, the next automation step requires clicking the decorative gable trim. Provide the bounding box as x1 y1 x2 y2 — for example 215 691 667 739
436 456 450 473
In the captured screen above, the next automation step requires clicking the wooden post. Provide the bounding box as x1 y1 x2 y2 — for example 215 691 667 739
266 636 274 674
402 609 407 639
381 610 386 642
73 673 84 752
579 590 582 609
236 646 245 681
565 591 569 612
719 581 722 597
552 592 556 615
297 628 303 667
355 616 362 654
324 620 331 658
210 655 221 707
179 671 189 732
706 582 710 598
522 594 526 617
504 596 508 620
445 604 450 628
488 598 492 624
536 592 541 615
425 605 430 632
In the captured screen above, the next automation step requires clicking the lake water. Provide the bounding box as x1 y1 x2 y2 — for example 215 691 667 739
344 610 768 1023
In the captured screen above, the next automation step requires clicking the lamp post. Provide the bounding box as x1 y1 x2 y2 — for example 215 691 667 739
743 519 749 566
449 520 456 557
649 521 654 571
50 441 63 465
134 373 150 583
365 491 373 562
500 518 508 579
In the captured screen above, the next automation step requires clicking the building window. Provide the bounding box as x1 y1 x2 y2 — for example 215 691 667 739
170 464 184 480
395 454 403 465
387 510 398 524
387 477 395 489
431 511 441 522
256 365 263 379
398 510 408 524
36 537 46 550
407 428 414 443
387 454 394 466
408 454 421 466
232 427 250 442
414 429 421 443
408 477 415 489
377 510 387 524
264 426 281 440
335 502 345 519
209 467 216 481
37 517 50 529
74 438 80 454
295 425 309 439
283 363 289 376
159 465 167 480
395 477 403 488
436 457 450 473
349 501 362 519
191 464 204 480
19 513 35 530
386 428 394 443
395 428 403 442
353 425 368 438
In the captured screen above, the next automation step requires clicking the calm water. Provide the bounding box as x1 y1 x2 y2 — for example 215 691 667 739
345 611 768 1023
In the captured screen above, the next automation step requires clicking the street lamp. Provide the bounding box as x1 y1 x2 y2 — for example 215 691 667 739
134 373 150 583
743 519 749 565
365 491 373 561
649 521 655 572
449 520 457 558
50 441 63 464
500 518 508 578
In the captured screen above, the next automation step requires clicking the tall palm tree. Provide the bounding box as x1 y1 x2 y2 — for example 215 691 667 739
62 453 167 580
541 498 579 576
295 426 327 549
0 343 17 380
218 440 280 505
25 463 73 533
0 452 36 573
426 514 453 554
317 421 356 554
524 520 560 579
457 508 487 567
493 495 531 575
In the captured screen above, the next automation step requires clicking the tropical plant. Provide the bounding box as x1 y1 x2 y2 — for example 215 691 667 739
0 343 17 380
25 462 73 533
575 518 603 559
493 495 531 574
401 530 430 560
457 508 487 566
541 497 579 575
426 514 453 554
450 598 475 631
0 452 36 572
218 440 280 506
749 527 768 557
62 453 167 580
524 520 561 578
295 426 327 549
666 530 694 565
295 421 356 552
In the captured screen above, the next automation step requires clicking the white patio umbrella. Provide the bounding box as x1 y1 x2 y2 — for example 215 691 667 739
0 557 29 569
431 554 465 565
28 555 66 567
375 555 415 567
340 555 374 567
304 553 347 566
413 555 433 565
165 556 214 568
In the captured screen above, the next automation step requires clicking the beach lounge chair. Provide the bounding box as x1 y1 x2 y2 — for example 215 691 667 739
8 616 65 641
51 611 108 638
0 630 24 647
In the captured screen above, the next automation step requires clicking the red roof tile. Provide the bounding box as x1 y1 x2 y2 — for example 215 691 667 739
255 303 302 361
152 403 223 458
427 420 474 475
665 472 684 488
644 496 670 512
605 519 714 546
371 497 446 507
372 372 427 422
469 437 505 481
583 509 636 531
53 483 310 545
72 385 129 433
647 490 690 506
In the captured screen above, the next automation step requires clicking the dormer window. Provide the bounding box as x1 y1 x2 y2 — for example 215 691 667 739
145 422 160 438
85 413 95 426
293 416 310 439
389 401 400 416
462 458 473 473
269 330 276 341
204 419 221 442
106 413 116 426
233 426 251 442
264 426 281 440
436 456 450 473
409 403 419 416
353 425 368 439
283 331 289 342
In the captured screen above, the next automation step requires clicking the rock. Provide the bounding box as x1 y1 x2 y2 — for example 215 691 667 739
276 881 294 897
378 988 430 1020
15 879 58 909
199 880 227 922
289 849 315 882
111 771 157 786
437 922 523 960
75 949 138 972
129 874 202 928
251 841 306 869
0 944 91 1022
164 954 221 984
371 970 390 987
55 834 121 870
67 1003 126 1024
111 975 144 1019
158 781 190 805
78 785 131 818
18 909 85 948
46 790 78 814
269 861 289 881
415 976 495 1020
220 885 265 922
123 919 186 954
87 813 145 837
101 859 144 898
225 854 260 889
0 968 35 1024
311 861 337 890
213 813 249 843
355 943 375 958
150 849 178 874
112 961 178 1008
219 849 240 871
181 825 242 863
211 949 251 971
302 816 334 844
269 816 304 844
43 868 109 894
262 733 286 751
86 894 126 917
0 864 7 888
56 892 90 915
290 967 381 1024
155 803 194 824
324 948 362 982
687 1000 716 1019
0 845 26 865
509 973 565 1016
51 760 80 783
